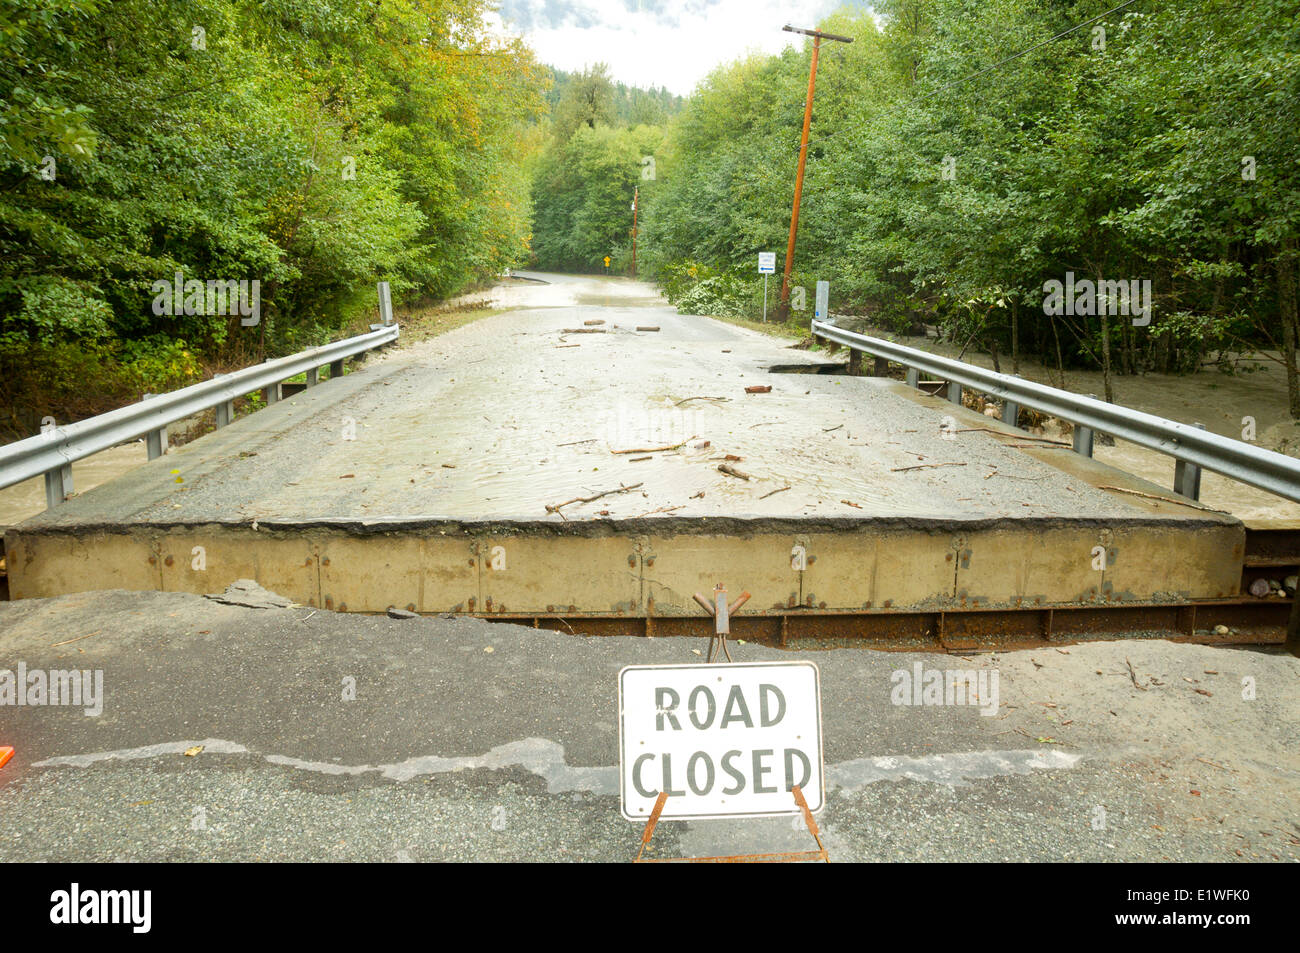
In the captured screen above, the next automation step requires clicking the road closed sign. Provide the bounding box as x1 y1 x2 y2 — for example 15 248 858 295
618 661 823 821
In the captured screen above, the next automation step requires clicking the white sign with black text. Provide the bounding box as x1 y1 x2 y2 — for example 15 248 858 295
619 661 824 821
757 252 776 274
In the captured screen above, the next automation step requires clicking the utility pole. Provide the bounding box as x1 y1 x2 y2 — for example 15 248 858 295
631 186 638 277
777 24 852 321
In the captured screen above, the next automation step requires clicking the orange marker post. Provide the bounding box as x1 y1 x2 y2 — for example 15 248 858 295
0 746 13 769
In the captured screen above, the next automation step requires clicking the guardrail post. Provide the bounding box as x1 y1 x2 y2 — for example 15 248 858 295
847 350 861 376
905 367 919 389
142 393 167 460
44 464 72 508
329 358 345 379
1002 399 1020 429
1173 423 1205 501
210 374 235 428
873 356 889 377
1287 587 1299 657
305 367 320 388
948 382 962 405
1072 422 1094 457
263 382 282 405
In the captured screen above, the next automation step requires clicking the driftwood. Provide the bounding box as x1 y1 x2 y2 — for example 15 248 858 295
545 482 644 516
955 427 1068 445
636 326 661 332
890 462 967 472
561 327 606 334
1097 484 1221 511
674 396 729 405
744 385 772 394
759 486 791 499
718 464 751 480
611 435 697 455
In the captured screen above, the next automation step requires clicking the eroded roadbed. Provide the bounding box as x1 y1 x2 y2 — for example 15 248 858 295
0 591 1296 862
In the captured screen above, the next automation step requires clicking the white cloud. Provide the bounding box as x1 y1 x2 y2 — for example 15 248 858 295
489 0 856 95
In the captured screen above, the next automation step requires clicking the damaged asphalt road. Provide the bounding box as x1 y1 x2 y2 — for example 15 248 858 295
0 589 1296 862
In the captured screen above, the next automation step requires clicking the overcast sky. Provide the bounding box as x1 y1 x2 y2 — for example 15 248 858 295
488 0 871 96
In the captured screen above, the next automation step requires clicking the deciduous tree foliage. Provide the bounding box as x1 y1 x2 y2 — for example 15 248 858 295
0 0 543 434
637 1 1300 415
529 63 668 273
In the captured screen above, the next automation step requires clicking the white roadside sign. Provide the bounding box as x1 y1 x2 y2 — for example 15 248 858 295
757 252 776 274
618 661 824 821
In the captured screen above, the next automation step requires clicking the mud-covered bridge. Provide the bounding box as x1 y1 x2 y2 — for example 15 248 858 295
3 272 1298 650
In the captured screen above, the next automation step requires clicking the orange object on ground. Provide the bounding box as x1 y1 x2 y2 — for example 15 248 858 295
0 746 13 769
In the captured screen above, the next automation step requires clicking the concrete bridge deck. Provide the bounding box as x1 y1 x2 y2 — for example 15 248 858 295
3 275 1252 644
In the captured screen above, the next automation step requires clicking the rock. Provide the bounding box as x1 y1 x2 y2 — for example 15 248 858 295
983 406 1000 417
386 607 420 619
1285 575 1297 595
1213 624 1230 636
204 579 293 609
1248 578 1271 598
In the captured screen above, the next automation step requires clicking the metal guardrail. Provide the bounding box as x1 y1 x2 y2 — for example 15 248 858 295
811 318 1300 504
0 322 399 508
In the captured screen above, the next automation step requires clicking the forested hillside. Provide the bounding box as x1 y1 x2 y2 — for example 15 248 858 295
528 64 672 274
0 0 543 435
545 67 683 128
7 0 1298 436
636 1 1300 415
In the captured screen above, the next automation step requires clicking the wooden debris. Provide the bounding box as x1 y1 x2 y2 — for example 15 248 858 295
724 454 742 462
636 326 661 332
759 486 790 500
561 327 606 334
718 464 752 480
955 428 1069 446
611 435 696 455
674 396 729 405
629 455 652 462
637 505 684 516
545 482 645 516
840 499 862 509
583 319 606 326
1098 484 1221 511
745 385 772 394
890 462 966 472
1125 657 1147 691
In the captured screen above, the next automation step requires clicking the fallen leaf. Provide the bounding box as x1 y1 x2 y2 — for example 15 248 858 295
183 746 204 757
